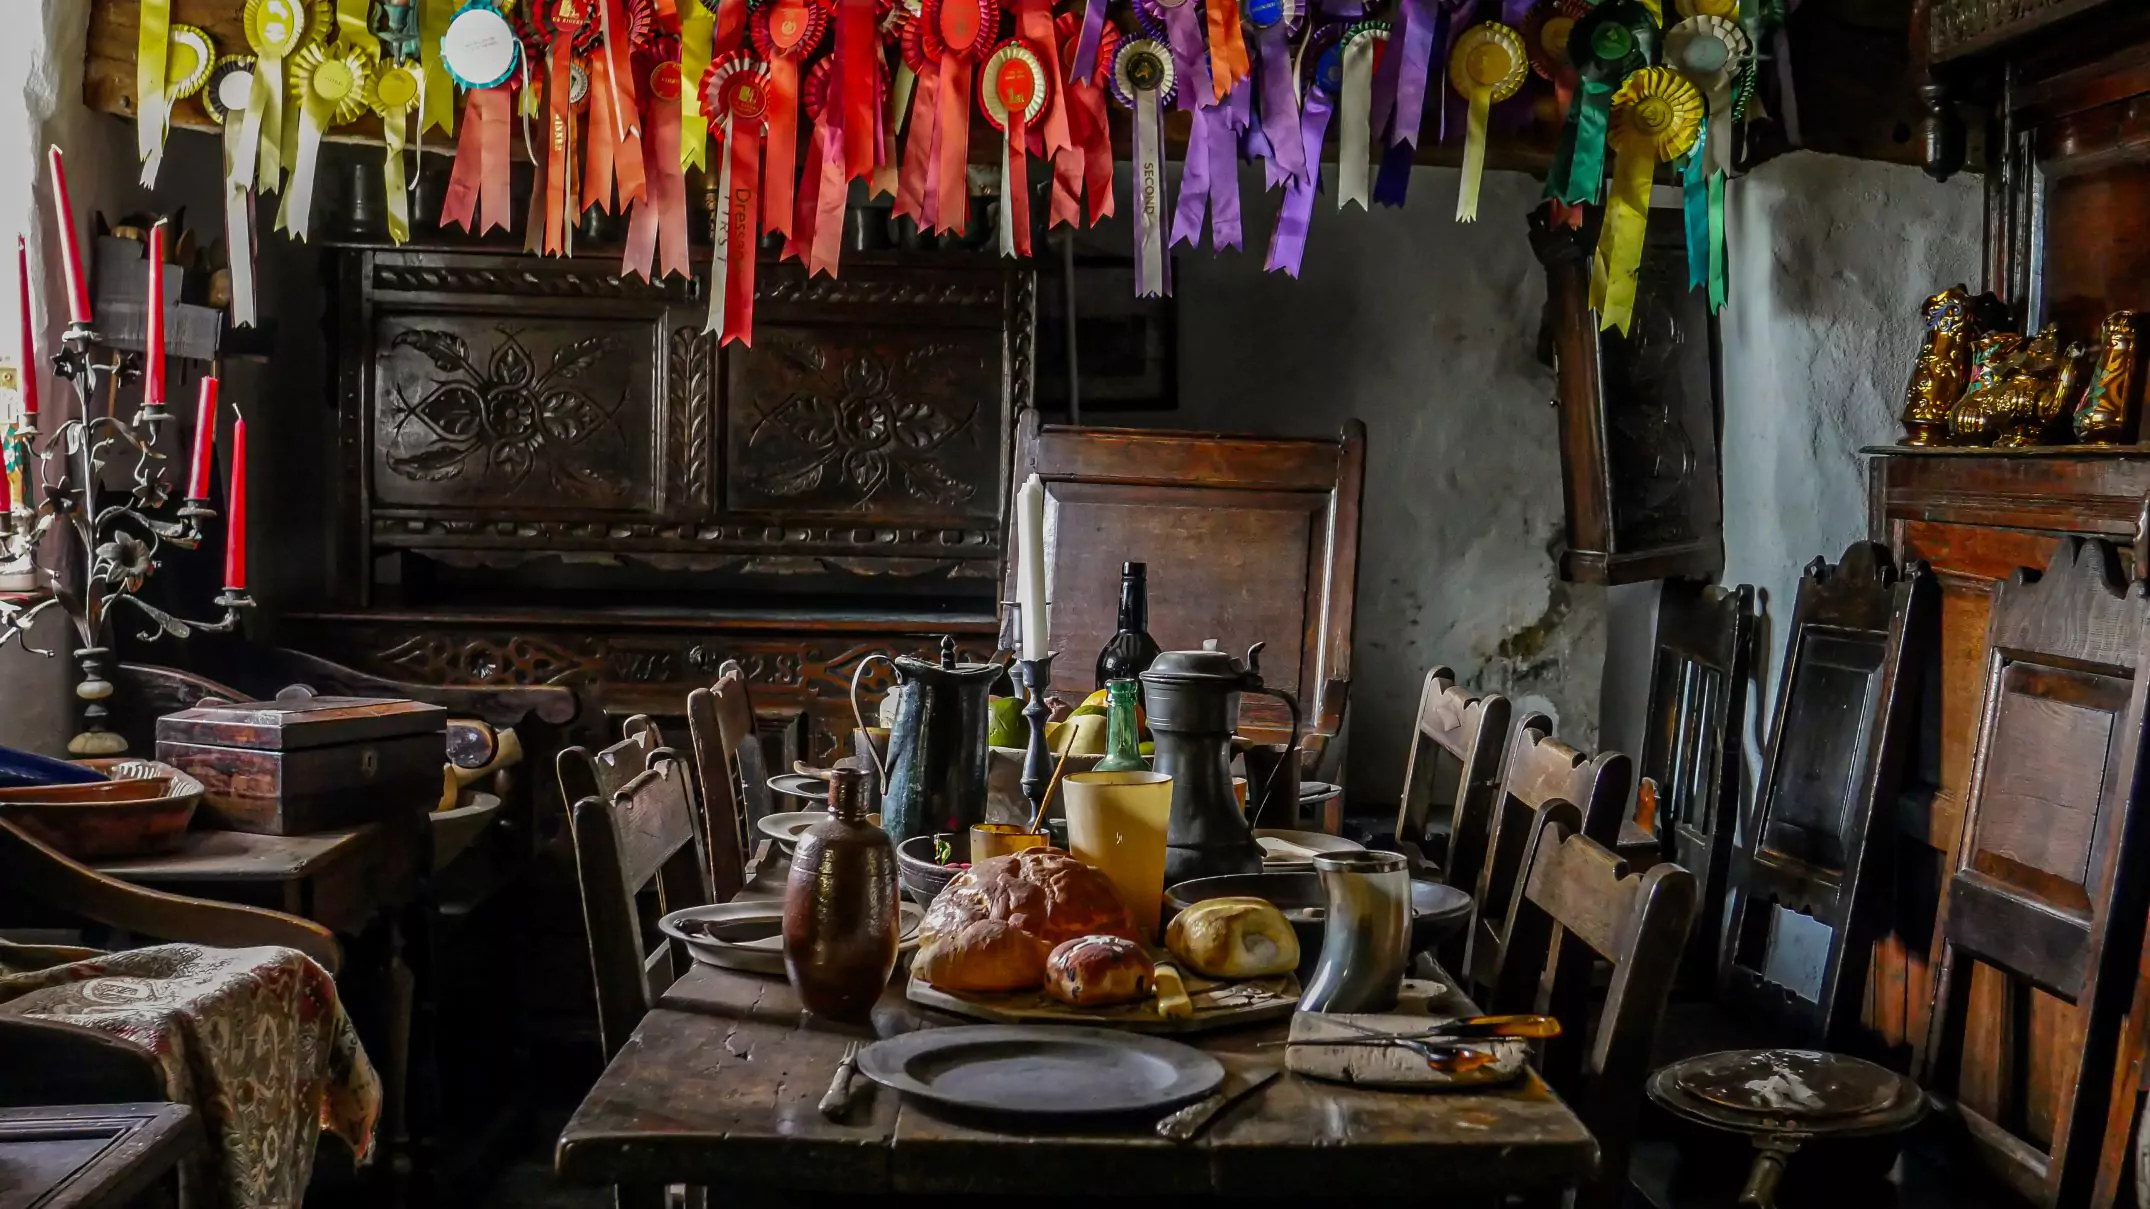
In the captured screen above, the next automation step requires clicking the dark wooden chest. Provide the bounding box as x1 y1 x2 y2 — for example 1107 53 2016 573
156 695 446 835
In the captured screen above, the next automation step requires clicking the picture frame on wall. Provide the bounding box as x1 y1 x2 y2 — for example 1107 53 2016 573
1036 255 1178 416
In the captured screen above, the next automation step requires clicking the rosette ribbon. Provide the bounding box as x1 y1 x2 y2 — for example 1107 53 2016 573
1525 1 1585 226
367 61 426 244
441 1 523 236
136 0 172 176
585 31 650 217
276 43 374 240
923 0 999 235
701 52 772 345
752 0 828 241
980 40 1048 258
679 0 716 171
1336 21 1387 211
1666 14 1747 309
893 15 942 228
1590 65 1701 334
1172 78 1244 252
1050 12 1116 227
536 1 587 256
138 23 213 187
1547 0 1654 206
1265 30 1336 277
338 0 381 56
836 0 883 178
1244 0 1305 188
243 0 317 193
626 60 694 280
785 59 852 277
422 0 458 136
1449 21 1524 221
873 6 915 201
207 55 262 327
1111 38 1176 297
1011 0 1073 160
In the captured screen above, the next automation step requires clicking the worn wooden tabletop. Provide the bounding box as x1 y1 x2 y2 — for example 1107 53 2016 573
556 940 1599 1199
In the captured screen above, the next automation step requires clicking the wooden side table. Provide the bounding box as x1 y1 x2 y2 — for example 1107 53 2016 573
0 1102 201 1209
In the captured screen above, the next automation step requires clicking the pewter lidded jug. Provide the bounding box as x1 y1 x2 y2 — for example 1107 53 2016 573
851 637 1001 848
1140 640 1300 883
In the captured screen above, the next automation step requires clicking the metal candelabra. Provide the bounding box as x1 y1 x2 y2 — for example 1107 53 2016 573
0 321 253 755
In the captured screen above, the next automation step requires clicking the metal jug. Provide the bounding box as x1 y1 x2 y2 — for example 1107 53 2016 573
1140 640 1301 883
850 637 1002 848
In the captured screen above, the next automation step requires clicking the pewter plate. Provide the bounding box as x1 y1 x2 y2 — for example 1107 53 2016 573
768 773 830 801
659 900 923 976
857 1024 1225 1116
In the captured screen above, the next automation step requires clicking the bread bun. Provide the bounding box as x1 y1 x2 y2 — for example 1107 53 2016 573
1165 896 1300 978
1045 935 1155 1006
913 849 1141 992
911 918 1049 992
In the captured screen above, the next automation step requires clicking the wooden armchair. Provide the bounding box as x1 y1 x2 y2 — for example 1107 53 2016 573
0 815 338 1108
1487 800 1697 1209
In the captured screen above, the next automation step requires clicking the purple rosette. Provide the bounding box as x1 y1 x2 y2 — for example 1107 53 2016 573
1244 0 1306 187
1136 0 1211 113
1265 23 1342 276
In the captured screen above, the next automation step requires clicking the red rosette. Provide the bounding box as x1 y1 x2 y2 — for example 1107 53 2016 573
1055 9 1118 87
976 39 1046 132
700 49 773 132
649 57 685 100
898 10 932 68
919 0 1001 62
802 55 834 121
751 0 829 56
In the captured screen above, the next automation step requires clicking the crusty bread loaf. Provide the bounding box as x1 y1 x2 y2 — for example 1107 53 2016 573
1165 896 1300 978
913 849 1141 992
1045 935 1155 1006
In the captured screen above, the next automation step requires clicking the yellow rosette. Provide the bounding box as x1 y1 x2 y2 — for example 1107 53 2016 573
138 22 214 187
244 0 322 192
1674 0 1738 17
367 62 425 244
420 0 457 136
681 0 716 172
206 55 263 329
1590 66 1702 335
275 43 375 241
1448 22 1526 223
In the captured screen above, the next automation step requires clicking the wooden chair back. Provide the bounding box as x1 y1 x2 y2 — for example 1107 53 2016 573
685 666 759 903
1466 716 1631 992
1721 543 1934 1048
1635 579 1755 981
1487 800 1696 1209
1919 536 2150 1208
565 725 712 1059
1002 413 1365 755
1394 666 1513 876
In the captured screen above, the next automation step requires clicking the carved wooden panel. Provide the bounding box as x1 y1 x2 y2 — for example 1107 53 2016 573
373 317 659 514
1928 0 2113 61
726 326 1005 520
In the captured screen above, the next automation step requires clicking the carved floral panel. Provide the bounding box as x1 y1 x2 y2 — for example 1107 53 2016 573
372 315 658 513
725 324 1005 519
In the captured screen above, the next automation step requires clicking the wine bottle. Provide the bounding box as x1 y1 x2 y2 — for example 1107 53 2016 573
1094 678 1149 773
1095 561 1162 688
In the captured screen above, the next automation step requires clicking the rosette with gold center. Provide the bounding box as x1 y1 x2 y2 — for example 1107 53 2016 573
274 42 375 242
242 0 330 191
1448 21 1526 222
1591 67 1702 335
366 60 426 244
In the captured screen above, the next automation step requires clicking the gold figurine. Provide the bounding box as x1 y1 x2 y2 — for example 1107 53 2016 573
1950 331 2026 446
2073 311 2141 444
1902 286 1983 445
1989 325 2075 448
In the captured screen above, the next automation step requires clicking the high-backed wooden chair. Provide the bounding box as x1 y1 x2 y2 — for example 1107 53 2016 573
1629 580 1754 983
685 667 759 904
1918 537 2150 1209
1466 716 1632 993
564 725 711 1061
1719 544 1934 1049
1393 667 1510 970
1488 800 1697 1209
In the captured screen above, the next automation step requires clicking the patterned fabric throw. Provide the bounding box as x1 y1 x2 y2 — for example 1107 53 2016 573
0 942 380 1209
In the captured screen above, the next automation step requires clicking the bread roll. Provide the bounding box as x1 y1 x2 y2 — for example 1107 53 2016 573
1165 896 1300 978
1045 935 1155 1006
913 849 1141 992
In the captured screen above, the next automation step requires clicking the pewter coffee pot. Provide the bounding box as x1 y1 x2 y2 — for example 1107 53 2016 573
1140 640 1301 883
851 637 1002 848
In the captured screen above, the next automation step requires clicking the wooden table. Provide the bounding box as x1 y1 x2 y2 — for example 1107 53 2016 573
0 1102 201 1209
557 956 1598 1202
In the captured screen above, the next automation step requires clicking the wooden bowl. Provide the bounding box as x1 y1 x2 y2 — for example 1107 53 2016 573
0 758 202 860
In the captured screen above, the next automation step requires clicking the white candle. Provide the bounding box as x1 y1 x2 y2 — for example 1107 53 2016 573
1015 473 1049 660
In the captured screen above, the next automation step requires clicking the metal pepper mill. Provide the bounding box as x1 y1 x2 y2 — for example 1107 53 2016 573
1140 640 1301 884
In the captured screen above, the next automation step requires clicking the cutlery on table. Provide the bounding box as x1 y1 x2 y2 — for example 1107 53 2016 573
1258 1014 1561 1047
1155 1066 1281 1142
818 1041 862 1120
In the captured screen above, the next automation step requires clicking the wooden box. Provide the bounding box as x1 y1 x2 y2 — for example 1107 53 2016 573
155 696 446 835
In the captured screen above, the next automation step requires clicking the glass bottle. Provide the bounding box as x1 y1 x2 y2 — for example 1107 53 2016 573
1095 561 1162 688
1094 678 1149 773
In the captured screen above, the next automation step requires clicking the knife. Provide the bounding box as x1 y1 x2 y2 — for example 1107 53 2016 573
1155 1066 1280 1142
818 1041 862 1120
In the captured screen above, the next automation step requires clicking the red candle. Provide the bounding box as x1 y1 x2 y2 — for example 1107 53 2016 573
187 375 217 500
224 414 247 590
47 147 90 327
144 220 166 407
16 237 37 421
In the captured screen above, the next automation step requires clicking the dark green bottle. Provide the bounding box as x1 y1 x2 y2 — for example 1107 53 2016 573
1094 678 1149 773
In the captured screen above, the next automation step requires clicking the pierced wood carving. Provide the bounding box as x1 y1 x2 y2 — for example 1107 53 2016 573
1927 0 2101 60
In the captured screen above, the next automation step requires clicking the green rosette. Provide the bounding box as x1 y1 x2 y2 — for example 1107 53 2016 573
1546 0 1658 206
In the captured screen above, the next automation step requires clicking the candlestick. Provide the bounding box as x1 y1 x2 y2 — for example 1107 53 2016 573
186 376 217 501
1015 472 1049 659
1016 654 1057 827
47 147 90 327
224 414 247 590
143 220 167 408
15 237 37 424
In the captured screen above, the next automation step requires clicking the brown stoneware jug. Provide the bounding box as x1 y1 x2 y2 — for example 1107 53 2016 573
783 766 900 1023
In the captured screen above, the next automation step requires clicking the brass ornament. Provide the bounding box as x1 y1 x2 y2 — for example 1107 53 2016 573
2074 311 2142 444
1986 325 2069 448
1899 285 2014 446
1949 332 2026 446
